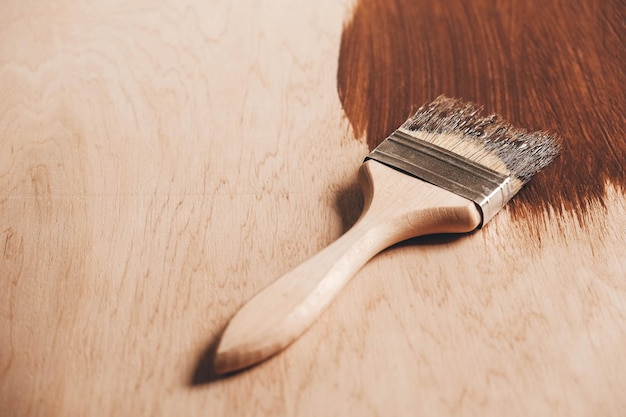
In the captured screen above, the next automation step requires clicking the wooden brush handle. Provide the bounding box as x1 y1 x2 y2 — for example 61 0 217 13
214 160 481 374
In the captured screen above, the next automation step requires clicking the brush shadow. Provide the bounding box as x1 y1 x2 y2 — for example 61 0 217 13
190 324 279 386
190 327 225 386
190 324 252 386
333 178 364 234
396 232 464 247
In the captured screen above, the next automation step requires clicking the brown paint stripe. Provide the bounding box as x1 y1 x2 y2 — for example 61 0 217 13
338 0 625 219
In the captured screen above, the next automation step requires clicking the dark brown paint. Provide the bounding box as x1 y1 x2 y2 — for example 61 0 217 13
338 0 625 219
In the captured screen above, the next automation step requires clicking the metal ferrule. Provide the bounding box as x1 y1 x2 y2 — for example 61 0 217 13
364 130 516 227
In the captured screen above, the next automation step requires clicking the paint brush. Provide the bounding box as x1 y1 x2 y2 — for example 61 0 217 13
213 96 560 374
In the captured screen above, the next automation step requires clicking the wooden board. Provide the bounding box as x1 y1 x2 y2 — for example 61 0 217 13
1 0 625 416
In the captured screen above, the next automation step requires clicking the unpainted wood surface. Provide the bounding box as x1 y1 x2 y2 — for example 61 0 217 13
1 1 625 416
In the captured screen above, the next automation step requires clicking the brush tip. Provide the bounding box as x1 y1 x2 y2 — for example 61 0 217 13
401 95 561 183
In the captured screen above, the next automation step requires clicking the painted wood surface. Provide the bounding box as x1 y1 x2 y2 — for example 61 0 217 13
1 0 624 416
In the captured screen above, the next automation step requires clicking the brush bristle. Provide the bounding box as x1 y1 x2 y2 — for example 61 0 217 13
399 96 561 184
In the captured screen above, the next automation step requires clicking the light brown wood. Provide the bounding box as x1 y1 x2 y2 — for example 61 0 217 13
214 160 481 373
1 1 625 416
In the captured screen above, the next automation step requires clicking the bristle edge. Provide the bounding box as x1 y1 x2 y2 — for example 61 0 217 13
401 96 561 183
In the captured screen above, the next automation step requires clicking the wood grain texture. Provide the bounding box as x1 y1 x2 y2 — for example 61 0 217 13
0 0 624 416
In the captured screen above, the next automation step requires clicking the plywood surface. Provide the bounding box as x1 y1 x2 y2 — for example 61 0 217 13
1 1 625 416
